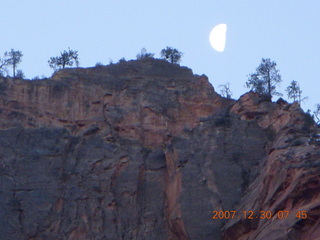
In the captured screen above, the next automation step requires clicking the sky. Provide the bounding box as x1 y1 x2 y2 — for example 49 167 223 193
1 0 319 112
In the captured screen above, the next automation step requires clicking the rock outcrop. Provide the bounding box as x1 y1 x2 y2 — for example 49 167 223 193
0 58 319 240
223 94 320 240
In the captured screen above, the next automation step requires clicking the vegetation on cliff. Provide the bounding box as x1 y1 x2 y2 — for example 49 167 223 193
0 46 319 123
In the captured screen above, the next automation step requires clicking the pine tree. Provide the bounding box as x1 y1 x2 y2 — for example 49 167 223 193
3 49 23 77
286 80 307 104
246 58 282 98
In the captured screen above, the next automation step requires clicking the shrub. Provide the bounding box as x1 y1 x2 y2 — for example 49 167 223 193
15 69 24 79
95 62 104 67
136 48 154 59
118 57 126 63
214 117 231 127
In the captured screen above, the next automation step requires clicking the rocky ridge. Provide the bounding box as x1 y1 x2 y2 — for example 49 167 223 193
0 58 319 240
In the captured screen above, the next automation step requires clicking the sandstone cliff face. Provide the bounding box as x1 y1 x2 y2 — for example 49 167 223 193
223 94 320 240
0 58 319 240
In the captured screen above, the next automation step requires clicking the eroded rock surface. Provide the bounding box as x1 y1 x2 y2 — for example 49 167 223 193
0 58 319 239
222 93 320 240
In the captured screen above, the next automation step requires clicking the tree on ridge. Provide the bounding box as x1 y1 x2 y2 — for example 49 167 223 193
0 49 23 77
48 48 79 71
286 80 307 105
219 83 233 99
5 49 23 77
246 58 282 99
160 46 183 64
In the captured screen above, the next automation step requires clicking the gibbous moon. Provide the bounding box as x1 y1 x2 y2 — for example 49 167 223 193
210 24 227 52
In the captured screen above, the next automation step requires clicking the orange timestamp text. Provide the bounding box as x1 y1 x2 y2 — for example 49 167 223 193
212 210 308 220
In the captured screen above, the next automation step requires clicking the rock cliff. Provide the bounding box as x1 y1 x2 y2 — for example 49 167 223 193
0 58 319 240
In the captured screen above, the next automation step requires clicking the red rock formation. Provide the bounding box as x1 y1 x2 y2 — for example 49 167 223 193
223 92 320 240
0 58 319 240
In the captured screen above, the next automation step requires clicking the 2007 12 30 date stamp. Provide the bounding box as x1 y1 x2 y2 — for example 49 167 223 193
212 210 308 220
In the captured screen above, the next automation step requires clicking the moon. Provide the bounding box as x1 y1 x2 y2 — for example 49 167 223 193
210 24 227 52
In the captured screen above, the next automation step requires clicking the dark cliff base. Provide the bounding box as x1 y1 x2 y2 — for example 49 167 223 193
0 58 319 240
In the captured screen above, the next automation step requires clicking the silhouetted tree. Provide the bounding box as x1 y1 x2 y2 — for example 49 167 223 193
246 58 282 98
286 80 307 104
5 49 23 77
48 48 79 70
0 49 22 77
219 83 233 99
136 48 154 59
160 46 183 64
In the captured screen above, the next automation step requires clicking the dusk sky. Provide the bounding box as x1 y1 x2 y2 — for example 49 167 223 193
1 1 319 112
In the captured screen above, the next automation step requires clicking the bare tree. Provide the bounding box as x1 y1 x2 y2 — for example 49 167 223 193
219 83 233 99
314 104 320 124
0 56 9 76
